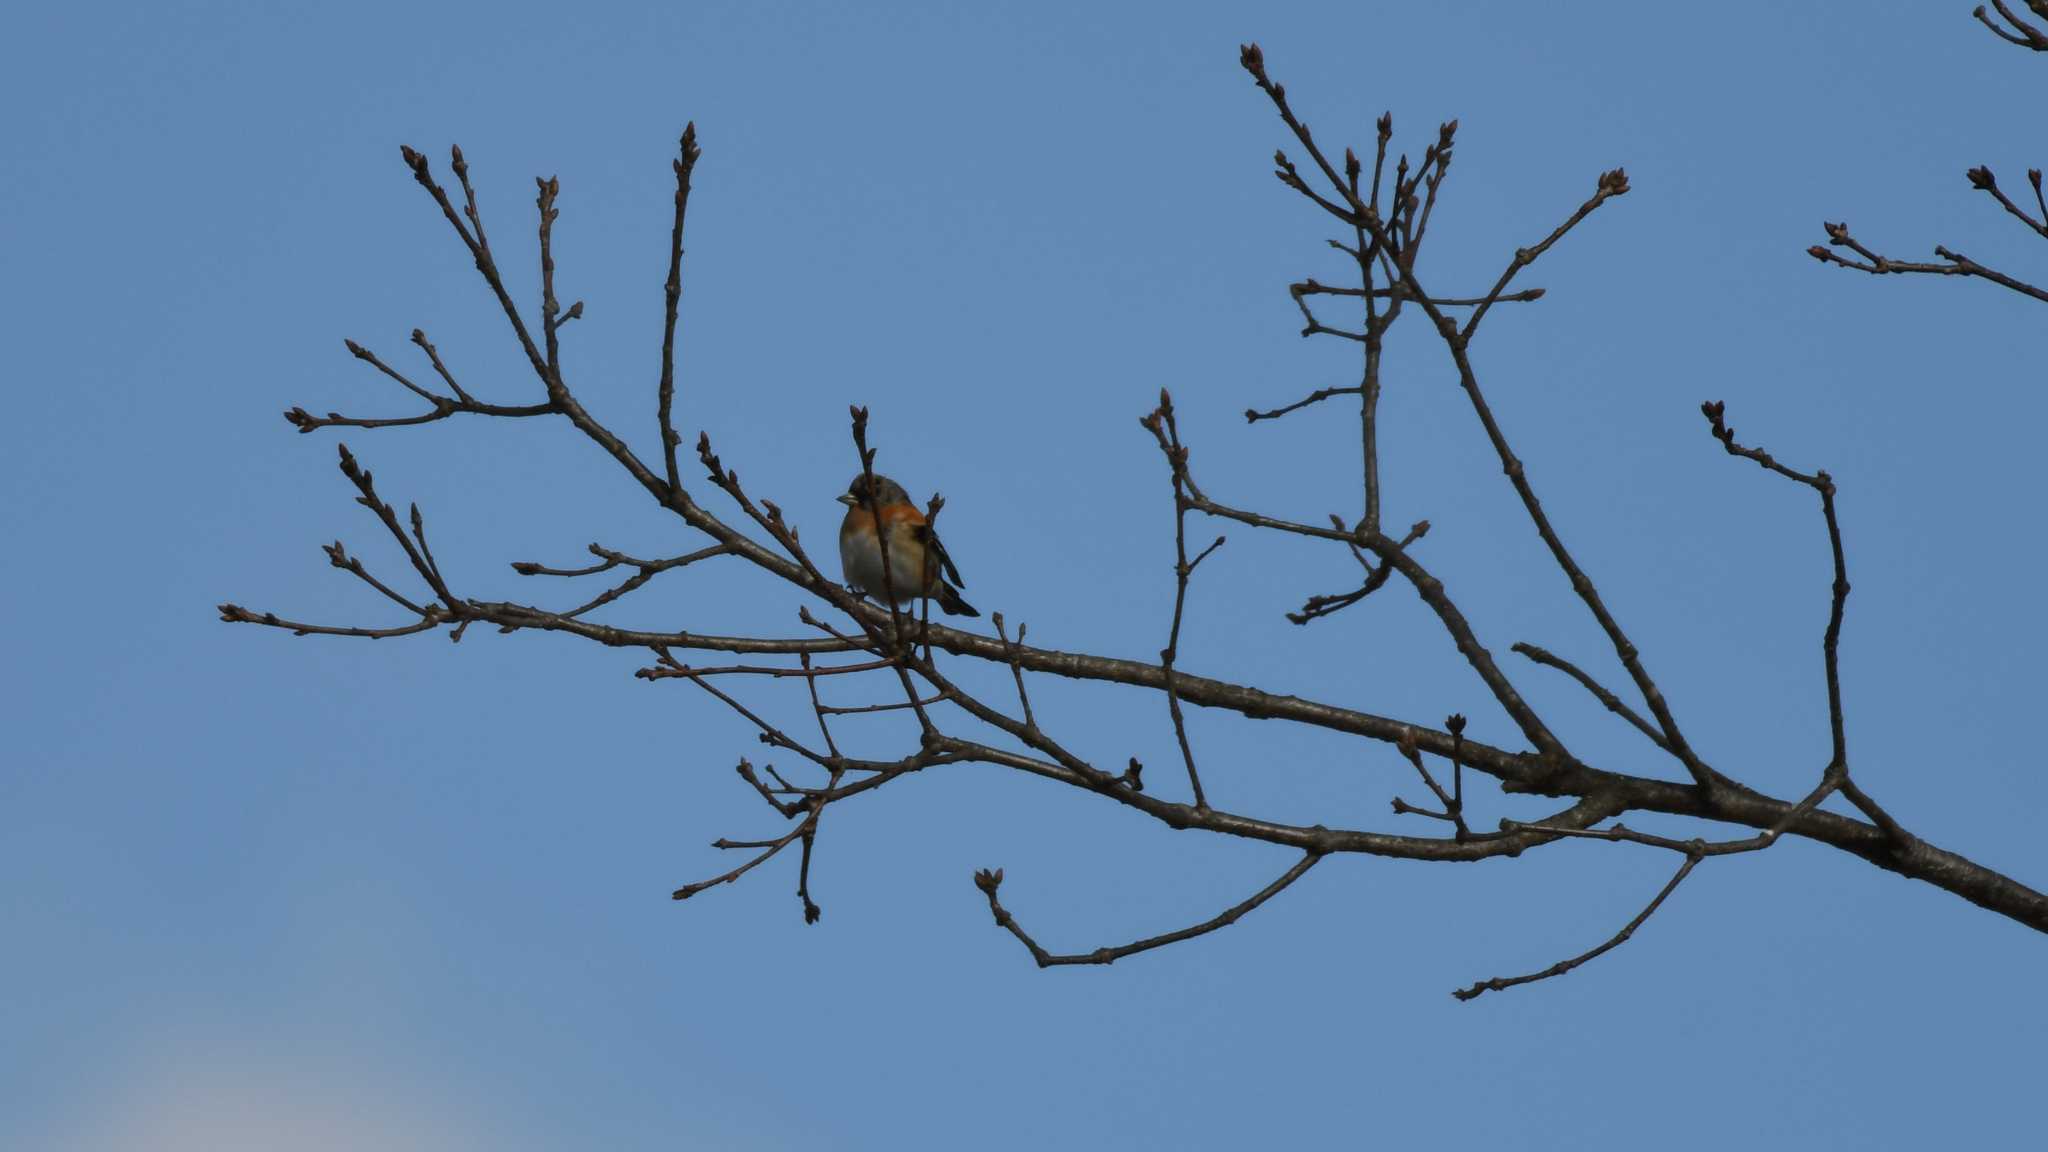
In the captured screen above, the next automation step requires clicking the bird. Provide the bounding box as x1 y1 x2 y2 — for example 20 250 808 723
837 472 978 617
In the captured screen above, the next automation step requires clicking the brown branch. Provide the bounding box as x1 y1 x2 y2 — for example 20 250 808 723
637 658 894 680
1461 167 1629 339
1465 767 1852 1001
400 145 551 384
1393 732 1468 840
321 540 430 617
1237 49 1674 786
1145 390 1222 809
407 504 446 599
1252 124 1685 800
974 853 1322 967
343 338 439 404
537 176 563 375
815 694 953 716
409 329 475 404
1699 402 1908 846
1286 518 1426 626
991 613 1039 733
231 538 2048 931
230 562 2048 936
1968 165 2048 240
1408 122 1457 254
796 813 826 923
1453 852 1700 1001
1244 384 1360 424
1506 769 1843 859
284 401 556 434
514 542 731 618
659 124 699 495
1975 1 2048 49
679 738 958 921
1235 56 1988 933
218 603 444 639
734 757 807 818
1352 133 1386 534
1239 43 1367 220
463 604 862 655
799 651 843 760
650 656 960 851
1406 263 1721 792
301 444 462 614
1293 280 1545 306
284 337 555 433
1448 713 1467 821
512 542 729 579
224 93 2048 992
674 818 808 901
1810 222 2048 305
913 693 1623 867
1287 288 1368 341
1357 528 1572 766
1269 148 1364 226
1511 641 1673 754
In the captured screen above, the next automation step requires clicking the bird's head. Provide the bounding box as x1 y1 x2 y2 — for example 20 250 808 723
838 473 911 509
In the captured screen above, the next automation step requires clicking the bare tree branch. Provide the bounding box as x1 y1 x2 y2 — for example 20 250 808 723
1512 642 1672 755
1454 853 1700 1001
1975 1 2048 49
659 124 699 495
1810 223 2048 305
974 854 1323 967
1701 401 1910 849
1143 390 1225 809
220 35 2048 1003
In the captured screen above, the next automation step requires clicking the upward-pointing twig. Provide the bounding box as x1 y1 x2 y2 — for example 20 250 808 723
659 124 700 496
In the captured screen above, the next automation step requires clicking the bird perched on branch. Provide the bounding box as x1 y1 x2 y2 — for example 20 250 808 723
837 473 978 617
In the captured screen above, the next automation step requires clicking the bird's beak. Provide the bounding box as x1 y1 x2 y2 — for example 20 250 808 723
835 493 857 506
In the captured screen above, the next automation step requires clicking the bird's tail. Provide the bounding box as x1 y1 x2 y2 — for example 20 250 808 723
936 582 979 617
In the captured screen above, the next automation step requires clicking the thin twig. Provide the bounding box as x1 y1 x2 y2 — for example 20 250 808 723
1512 641 1672 754
1145 389 1222 809
1461 168 1630 340
1393 734 1468 840
218 603 444 639
285 336 554 433
1244 384 1361 424
1286 519 1426 625
1701 402 1906 846
974 853 1322 967
1974 0 2048 49
1810 222 2048 305
991 612 1039 732
1453 853 1700 1001
222 100 2048 986
537 176 563 377
321 541 430 617
659 124 700 495
799 651 842 759
1291 280 1545 306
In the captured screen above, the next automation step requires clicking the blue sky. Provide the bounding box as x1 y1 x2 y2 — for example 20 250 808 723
6 2 2045 1147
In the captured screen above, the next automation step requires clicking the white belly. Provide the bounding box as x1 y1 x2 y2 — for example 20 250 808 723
841 530 929 603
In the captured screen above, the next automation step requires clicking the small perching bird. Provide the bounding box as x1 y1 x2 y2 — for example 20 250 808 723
837 473 978 617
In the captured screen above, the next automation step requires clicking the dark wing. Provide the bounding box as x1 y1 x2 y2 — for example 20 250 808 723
913 522 966 588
